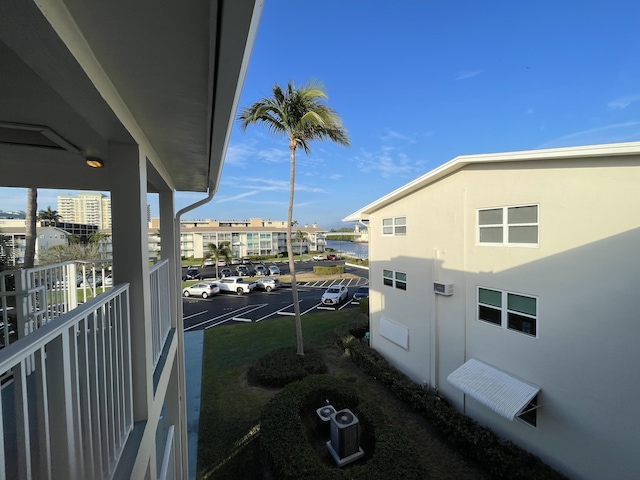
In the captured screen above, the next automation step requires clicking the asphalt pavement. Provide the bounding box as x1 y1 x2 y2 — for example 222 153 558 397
182 260 368 331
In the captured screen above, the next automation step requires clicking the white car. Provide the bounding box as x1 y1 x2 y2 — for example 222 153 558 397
214 276 257 295
321 284 349 306
312 254 324 261
182 282 220 298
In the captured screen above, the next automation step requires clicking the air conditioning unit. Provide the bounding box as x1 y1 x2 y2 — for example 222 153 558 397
316 405 336 438
433 281 453 296
326 409 365 466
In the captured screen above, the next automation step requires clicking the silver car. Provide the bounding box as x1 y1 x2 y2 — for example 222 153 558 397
267 265 281 276
182 282 220 299
254 277 280 292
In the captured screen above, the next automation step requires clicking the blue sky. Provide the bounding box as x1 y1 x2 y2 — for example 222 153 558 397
2 0 639 229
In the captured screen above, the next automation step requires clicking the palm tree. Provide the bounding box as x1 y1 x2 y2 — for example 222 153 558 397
206 241 232 279
239 80 349 355
24 187 38 268
294 229 308 258
37 206 62 226
89 231 112 259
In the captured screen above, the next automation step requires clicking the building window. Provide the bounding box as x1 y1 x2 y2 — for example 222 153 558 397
478 287 537 337
382 216 406 236
478 205 538 246
383 269 406 290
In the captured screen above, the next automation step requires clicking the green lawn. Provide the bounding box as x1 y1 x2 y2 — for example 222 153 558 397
196 309 357 479
195 309 489 480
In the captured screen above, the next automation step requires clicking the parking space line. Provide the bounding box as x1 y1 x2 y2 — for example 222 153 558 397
231 304 268 323
185 304 260 331
183 310 208 320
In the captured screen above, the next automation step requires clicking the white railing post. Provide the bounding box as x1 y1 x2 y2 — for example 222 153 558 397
47 331 81 480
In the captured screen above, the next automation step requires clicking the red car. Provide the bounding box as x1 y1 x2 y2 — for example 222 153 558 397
326 254 337 260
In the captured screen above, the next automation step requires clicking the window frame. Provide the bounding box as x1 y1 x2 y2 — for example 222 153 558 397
477 287 538 338
382 216 407 236
477 204 539 247
383 268 407 290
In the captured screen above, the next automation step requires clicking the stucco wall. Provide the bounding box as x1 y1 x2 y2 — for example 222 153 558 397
367 156 640 480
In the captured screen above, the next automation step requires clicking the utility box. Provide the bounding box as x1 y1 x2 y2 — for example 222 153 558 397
316 405 336 438
326 409 365 466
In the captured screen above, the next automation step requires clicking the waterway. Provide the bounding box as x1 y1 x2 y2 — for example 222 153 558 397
325 239 369 259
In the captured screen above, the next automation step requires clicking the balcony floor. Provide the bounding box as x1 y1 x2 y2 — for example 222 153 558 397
185 329 204 480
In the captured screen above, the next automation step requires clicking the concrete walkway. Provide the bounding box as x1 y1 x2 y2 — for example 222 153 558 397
184 329 205 480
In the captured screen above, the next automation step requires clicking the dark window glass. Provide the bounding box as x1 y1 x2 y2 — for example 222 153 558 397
508 313 537 336
479 305 502 325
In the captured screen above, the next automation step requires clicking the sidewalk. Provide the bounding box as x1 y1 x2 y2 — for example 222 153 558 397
184 329 205 480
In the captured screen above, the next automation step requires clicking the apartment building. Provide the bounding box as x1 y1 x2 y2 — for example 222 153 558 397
58 192 112 229
151 217 326 258
344 141 640 480
0 1 262 478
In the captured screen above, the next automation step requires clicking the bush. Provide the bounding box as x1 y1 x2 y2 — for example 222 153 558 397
358 297 369 315
336 333 567 480
251 346 328 388
260 375 426 479
313 265 345 276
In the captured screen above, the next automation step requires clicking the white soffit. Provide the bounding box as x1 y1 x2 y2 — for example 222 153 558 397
447 358 540 421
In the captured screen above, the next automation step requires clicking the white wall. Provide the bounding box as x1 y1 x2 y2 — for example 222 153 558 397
368 156 640 480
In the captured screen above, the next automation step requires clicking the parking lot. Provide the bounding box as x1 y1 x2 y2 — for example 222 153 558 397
183 263 368 331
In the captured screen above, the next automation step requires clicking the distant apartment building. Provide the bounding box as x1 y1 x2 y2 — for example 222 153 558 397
149 217 327 259
57 192 112 229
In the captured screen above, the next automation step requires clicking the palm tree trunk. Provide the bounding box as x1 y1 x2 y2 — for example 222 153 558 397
287 141 304 355
24 187 37 268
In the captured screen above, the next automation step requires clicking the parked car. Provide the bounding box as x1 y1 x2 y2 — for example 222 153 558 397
242 257 252 265
254 277 280 292
182 282 220 299
203 259 214 267
231 258 241 265
182 267 200 281
267 265 281 276
217 260 227 267
214 276 256 295
326 254 337 260
103 274 113 287
219 268 233 278
81 275 102 288
352 286 369 302
321 284 348 306
235 265 250 276
312 254 324 261
254 265 267 276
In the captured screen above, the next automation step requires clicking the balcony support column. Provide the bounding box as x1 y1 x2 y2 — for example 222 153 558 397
108 143 154 424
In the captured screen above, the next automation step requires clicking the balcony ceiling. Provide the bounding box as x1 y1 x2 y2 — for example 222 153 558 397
0 0 262 193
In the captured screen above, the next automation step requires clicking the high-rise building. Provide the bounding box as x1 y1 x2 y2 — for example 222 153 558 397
57 192 112 229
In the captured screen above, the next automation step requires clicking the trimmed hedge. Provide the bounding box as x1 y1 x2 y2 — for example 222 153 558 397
251 346 328 388
335 324 567 480
260 375 426 479
313 265 346 276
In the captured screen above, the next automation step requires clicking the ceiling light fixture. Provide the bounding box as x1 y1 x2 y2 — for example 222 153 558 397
85 158 104 168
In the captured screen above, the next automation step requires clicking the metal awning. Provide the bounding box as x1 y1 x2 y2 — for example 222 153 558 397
447 358 540 421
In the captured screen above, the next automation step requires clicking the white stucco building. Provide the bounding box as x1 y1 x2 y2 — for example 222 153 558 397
344 141 640 480
0 1 262 478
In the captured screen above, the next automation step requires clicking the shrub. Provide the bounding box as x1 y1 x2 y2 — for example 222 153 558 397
358 297 369 315
260 375 426 479
336 333 567 480
313 265 345 276
251 346 328 388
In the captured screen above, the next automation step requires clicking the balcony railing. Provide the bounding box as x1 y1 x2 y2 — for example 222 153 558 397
0 284 133 479
149 260 171 369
